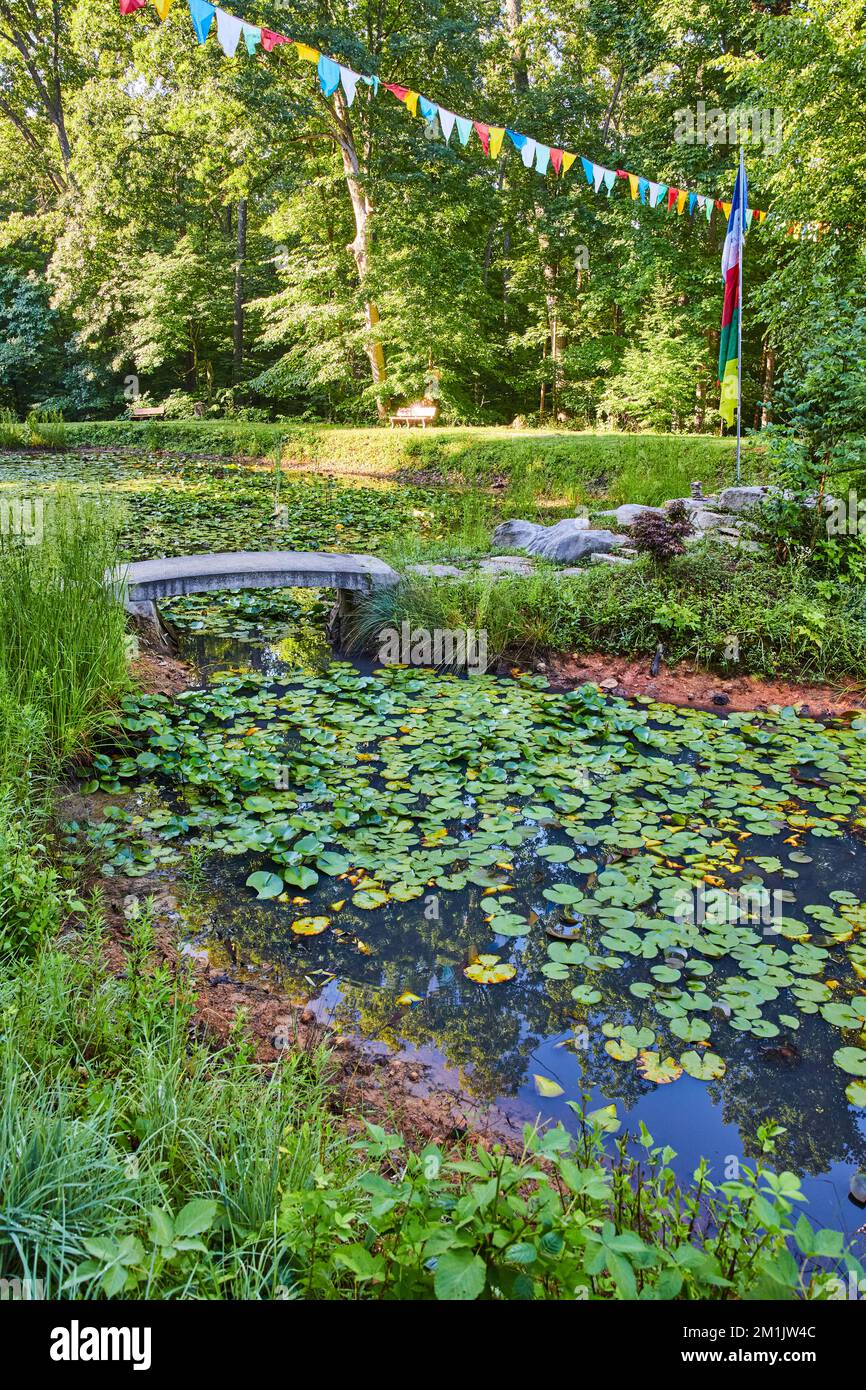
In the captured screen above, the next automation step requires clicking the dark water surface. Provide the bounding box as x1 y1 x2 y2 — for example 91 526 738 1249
175 622 866 1237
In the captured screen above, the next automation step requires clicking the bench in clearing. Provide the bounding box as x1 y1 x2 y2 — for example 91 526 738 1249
129 405 166 420
389 402 439 429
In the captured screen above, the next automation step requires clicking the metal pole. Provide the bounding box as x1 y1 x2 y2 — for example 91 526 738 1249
736 154 744 483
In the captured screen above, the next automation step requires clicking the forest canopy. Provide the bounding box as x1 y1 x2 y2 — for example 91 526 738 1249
1 0 864 428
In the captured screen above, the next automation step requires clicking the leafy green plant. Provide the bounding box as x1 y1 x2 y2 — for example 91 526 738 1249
278 1105 862 1300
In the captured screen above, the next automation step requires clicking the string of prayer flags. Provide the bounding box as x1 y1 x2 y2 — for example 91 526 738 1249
127 0 777 230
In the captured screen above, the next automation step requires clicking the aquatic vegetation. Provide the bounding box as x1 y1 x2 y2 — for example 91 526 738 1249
159 586 332 642
0 450 441 561
84 664 866 1121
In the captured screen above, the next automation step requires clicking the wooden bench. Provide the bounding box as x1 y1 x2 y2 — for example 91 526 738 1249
389 402 439 429
129 405 166 420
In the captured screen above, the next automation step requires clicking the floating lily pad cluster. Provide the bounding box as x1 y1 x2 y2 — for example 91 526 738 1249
159 586 332 642
0 450 439 560
84 665 866 1103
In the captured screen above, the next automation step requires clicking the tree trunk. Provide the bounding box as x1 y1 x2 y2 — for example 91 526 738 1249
331 90 388 414
233 198 247 386
760 345 775 427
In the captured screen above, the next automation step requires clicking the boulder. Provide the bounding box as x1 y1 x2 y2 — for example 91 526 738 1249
718 485 768 513
690 509 726 530
491 519 545 549
526 520 626 563
665 495 719 512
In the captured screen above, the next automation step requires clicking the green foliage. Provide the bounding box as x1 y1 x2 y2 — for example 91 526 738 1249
599 282 708 432
368 544 866 680
0 905 356 1298
278 1108 861 1300
2 0 862 427
0 493 129 762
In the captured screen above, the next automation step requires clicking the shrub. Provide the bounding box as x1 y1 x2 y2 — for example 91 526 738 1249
630 501 694 561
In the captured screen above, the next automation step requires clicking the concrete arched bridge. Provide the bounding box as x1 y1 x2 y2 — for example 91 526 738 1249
110 550 401 636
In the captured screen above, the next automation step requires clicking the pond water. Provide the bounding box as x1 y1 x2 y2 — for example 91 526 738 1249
97 616 866 1236
4 448 866 1235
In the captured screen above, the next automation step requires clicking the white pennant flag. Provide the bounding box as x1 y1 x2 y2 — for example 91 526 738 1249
438 109 456 144
340 67 359 105
215 8 244 57
647 180 663 207
592 162 605 193
520 137 537 168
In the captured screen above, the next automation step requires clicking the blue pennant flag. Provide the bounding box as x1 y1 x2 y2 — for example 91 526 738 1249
188 0 215 44
317 54 342 98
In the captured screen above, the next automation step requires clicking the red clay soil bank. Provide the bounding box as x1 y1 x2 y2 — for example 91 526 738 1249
544 652 866 717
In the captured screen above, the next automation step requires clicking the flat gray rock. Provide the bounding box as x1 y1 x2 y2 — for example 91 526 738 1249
589 551 633 566
596 504 663 526
718 485 768 513
406 563 466 578
665 496 719 512
691 509 726 529
477 555 536 576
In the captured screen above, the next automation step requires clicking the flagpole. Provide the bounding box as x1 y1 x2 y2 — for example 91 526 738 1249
736 151 745 483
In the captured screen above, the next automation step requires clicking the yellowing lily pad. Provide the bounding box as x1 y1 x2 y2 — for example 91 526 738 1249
464 954 516 985
291 915 330 936
637 1051 683 1084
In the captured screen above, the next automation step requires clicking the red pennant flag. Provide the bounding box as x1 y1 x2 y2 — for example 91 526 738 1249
666 187 679 211
260 29 289 50
549 148 564 175
715 199 724 211
384 83 409 101
615 168 629 178
119 0 147 12
473 121 490 154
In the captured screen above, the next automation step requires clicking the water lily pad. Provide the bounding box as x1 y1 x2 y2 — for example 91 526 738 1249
291 915 329 935
464 954 516 985
833 1046 866 1077
680 1050 726 1081
245 870 283 899
637 1051 683 1084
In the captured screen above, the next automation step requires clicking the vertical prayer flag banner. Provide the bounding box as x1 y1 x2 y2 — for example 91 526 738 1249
718 154 748 429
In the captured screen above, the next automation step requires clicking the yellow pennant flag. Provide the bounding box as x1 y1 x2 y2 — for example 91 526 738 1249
628 172 639 199
722 201 732 219
295 42 319 63
676 189 688 215
405 90 419 116
489 127 505 159
151 0 172 17
561 151 576 174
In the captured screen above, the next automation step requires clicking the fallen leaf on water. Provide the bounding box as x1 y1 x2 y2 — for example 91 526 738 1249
533 1074 564 1099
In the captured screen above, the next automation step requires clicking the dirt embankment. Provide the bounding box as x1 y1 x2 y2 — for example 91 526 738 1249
543 652 866 718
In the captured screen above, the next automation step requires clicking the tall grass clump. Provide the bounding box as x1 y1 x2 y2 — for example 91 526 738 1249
0 904 357 1298
0 408 26 448
0 492 129 766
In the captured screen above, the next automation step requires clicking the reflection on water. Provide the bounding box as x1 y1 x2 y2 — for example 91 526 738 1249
171 617 866 1235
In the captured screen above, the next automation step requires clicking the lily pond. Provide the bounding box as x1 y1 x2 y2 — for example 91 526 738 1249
6 450 866 1232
